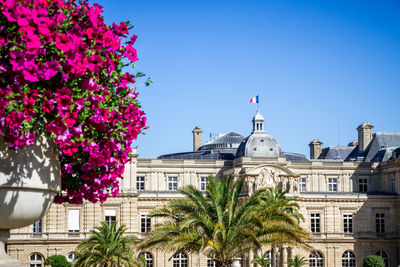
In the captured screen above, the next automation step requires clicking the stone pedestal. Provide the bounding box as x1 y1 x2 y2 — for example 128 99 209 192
0 230 19 267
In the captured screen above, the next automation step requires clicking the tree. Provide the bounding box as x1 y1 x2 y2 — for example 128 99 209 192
287 255 308 267
45 255 71 267
141 175 310 267
363 255 385 267
252 252 271 266
74 221 140 267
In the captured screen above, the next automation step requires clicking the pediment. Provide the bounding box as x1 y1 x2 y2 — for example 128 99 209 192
245 164 297 177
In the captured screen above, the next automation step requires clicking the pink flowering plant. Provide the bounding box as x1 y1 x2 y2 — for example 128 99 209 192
0 0 149 204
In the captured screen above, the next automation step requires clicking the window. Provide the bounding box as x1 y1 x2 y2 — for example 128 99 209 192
141 213 151 233
140 252 153 267
342 251 356 267
168 177 178 191
390 177 395 193
299 178 306 193
343 214 353 233
200 177 208 191
207 259 217 267
137 176 145 191
263 251 272 267
310 213 320 233
309 251 323 267
376 213 385 233
68 209 80 232
375 251 389 267
359 178 368 193
328 178 338 192
31 219 42 233
105 209 116 226
29 253 44 267
67 253 75 263
172 252 188 267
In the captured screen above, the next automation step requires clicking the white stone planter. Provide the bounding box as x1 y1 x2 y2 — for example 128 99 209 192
0 135 61 267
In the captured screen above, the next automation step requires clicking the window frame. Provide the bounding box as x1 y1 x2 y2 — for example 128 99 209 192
359 178 368 193
309 251 324 267
328 178 338 192
299 178 306 193
172 252 188 267
376 213 385 233
168 176 178 191
137 176 145 191
140 213 151 233
31 219 42 233
341 251 356 267
343 213 353 234
310 213 320 233
200 177 208 192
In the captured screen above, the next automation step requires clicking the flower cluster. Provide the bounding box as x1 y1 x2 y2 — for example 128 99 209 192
0 0 148 204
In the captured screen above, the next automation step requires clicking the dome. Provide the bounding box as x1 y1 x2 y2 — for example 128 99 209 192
198 131 245 151
236 132 281 158
236 110 281 158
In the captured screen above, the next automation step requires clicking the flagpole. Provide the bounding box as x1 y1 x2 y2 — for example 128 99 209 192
257 95 260 112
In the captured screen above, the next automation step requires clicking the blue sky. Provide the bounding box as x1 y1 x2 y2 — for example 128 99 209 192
95 0 400 158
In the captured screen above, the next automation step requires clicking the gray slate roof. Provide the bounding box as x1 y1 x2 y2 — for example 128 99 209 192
199 131 245 151
318 132 400 162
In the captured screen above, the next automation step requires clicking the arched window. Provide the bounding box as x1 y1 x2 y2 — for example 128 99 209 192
172 252 187 267
309 251 323 267
376 251 389 267
140 252 153 267
29 253 44 267
342 251 356 267
67 252 75 263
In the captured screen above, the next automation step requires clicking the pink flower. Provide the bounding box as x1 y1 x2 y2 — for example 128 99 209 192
21 61 39 82
1 0 17 22
39 61 59 80
22 31 42 50
124 45 138 63
15 6 32 27
55 34 73 52
85 28 97 39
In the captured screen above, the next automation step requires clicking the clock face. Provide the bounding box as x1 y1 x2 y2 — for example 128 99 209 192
266 177 273 185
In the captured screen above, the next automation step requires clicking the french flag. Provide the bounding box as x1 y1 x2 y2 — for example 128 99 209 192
250 95 259 104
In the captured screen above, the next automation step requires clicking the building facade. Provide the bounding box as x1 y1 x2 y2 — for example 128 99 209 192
7 112 400 267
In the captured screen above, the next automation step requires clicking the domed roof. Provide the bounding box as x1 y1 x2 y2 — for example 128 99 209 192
236 133 281 158
253 112 264 121
199 131 245 151
236 110 281 158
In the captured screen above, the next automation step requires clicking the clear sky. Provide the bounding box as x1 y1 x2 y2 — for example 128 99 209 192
95 0 400 158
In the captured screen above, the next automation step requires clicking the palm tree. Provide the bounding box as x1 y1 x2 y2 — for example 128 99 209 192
252 252 271 266
74 221 140 267
141 175 310 267
287 255 308 267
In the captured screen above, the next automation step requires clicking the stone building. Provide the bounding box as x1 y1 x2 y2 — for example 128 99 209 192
7 111 400 267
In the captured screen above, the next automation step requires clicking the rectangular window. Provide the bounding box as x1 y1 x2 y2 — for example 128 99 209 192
31 219 42 233
343 213 353 233
136 176 145 191
376 213 385 233
200 177 208 191
168 177 178 191
68 209 80 232
299 178 306 193
141 213 151 233
328 178 338 192
359 178 368 193
105 209 116 226
310 213 320 233
390 177 395 193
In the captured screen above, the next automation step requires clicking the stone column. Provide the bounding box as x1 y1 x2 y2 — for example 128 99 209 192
279 246 288 267
271 247 276 267
248 250 254 267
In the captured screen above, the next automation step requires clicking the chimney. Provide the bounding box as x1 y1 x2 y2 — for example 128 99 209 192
309 139 323 159
357 123 374 152
192 126 203 151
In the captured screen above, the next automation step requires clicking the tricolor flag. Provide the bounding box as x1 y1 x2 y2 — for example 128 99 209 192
250 95 259 104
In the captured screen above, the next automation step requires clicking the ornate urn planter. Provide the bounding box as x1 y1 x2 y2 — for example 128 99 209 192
0 136 61 267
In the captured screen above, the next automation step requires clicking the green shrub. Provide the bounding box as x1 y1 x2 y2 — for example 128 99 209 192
44 255 71 267
363 255 385 267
